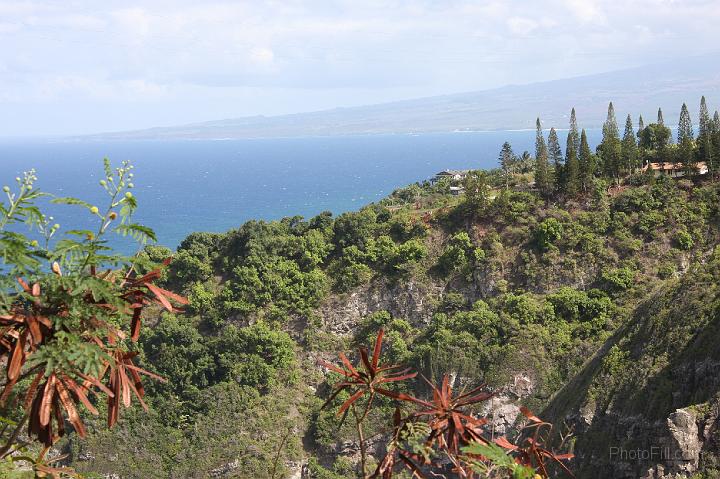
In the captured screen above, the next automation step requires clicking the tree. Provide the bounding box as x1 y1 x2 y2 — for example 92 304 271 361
548 127 563 192
214 322 296 390
565 128 580 196
569 108 581 155
600 102 622 183
640 122 672 166
534 217 563 251
534 118 553 198
498 141 516 190
698 96 713 172
621 114 638 174
463 170 490 213
637 115 646 168
516 150 534 174
657 107 665 127
713 110 720 179
678 102 694 143
333 208 377 250
579 129 594 193
677 103 695 174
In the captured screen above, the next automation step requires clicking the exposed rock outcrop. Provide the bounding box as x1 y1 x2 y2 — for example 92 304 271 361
481 373 536 436
317 279 443 334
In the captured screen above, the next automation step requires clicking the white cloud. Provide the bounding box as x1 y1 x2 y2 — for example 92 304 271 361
24 13 105 29
1 74 171 103
563 0 606 24
111 7 151 43
249 47 275 66
0 22 21 33
507 16 539 36
0 1 41 16
0 0 718 135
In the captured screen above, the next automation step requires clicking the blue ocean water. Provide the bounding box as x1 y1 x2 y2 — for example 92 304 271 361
0 131 601 251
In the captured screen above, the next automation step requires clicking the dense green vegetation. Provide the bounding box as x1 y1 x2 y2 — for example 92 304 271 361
5 98 720 478
59 101 719 477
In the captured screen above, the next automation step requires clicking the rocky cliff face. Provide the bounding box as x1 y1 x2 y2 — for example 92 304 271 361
316 278 444 334
309 268 720 478
562 405 709 478
543 263 720 479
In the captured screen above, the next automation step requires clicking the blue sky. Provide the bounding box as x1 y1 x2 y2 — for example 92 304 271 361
0 0 718 136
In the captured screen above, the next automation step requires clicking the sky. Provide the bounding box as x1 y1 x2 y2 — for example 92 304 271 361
0 0 719 136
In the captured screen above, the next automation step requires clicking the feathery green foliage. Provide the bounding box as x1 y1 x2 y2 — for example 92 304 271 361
622 114 639 174
600 102 622 182
534 118 552 199
0 160 183 476
548 128 563 193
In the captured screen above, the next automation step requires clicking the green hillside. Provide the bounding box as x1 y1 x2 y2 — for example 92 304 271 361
4 99 720 479
66 137 720 477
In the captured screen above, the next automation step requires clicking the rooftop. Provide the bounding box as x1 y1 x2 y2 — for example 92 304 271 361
435 169 471 176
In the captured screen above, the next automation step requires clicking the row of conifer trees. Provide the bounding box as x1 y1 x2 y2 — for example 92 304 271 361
499 97 720 197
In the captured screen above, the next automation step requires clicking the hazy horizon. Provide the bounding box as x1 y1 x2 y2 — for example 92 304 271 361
1 0 719 137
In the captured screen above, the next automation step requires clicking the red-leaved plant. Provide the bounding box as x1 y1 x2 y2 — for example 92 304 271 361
320 328 574 479
0 162 187 478
319 329 417 476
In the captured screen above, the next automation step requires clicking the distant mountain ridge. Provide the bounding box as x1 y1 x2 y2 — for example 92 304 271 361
93 53 720 140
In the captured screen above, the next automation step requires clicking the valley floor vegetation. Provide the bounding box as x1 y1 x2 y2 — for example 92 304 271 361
2 96 720 478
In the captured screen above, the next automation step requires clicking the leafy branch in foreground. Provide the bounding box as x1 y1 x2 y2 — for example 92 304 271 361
320 330 573 479
319 329 417 477
0 160 186 477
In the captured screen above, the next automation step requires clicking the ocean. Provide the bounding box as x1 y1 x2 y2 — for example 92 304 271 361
0 130 601 251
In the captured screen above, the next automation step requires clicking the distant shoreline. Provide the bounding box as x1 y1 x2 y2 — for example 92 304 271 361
71 127 604 142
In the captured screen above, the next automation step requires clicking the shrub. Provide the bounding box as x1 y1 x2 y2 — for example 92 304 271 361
601 267 635 291
658 263 677 279
675 229 694 251
319 330 573 478
437 292 467 313
438 231 481 277
333 208 377 249
215 322 297 391
534 217 563 251
328 258 373 292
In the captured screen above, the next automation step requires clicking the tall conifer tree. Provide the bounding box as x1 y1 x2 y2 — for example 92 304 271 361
565 132 580 196
534 118 552 198
569 108 580 155
678 103 695 174
563 108 580 196
678 103 694 143
654 115 671 166
712 111 720 179
600 102 622 182
579 129 593 192
637 115 646 168
622 114 638 174
698 96 713 169
498 141 515 190
548 128 563 192
699 96 711 139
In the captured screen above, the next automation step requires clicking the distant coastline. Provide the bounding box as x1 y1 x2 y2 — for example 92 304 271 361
78 53 719 141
